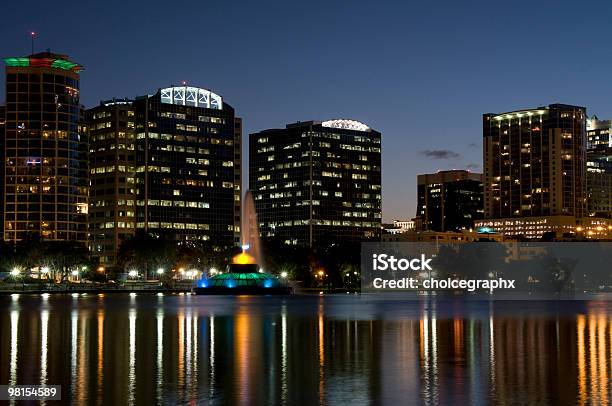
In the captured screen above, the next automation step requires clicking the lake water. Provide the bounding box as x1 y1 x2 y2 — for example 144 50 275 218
0 294 610 405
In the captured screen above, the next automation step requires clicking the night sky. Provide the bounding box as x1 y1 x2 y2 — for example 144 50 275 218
2 0 611 221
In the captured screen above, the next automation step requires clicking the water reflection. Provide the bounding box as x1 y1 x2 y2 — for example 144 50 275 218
0 295 610 405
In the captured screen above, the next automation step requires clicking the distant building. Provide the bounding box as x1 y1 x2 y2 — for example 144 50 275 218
382 219 415 235
416 170 483 232
2 52 88 243
475 216 611 240
587 115 612 149
86 86 242 265
483 104 587 238
250 119 382 246
382 229 504 243
393 219 415 231
586 117 612 217
381 224 403 235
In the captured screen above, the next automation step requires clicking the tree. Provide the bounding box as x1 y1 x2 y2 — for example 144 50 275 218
43 241 89 282
117 231 178 280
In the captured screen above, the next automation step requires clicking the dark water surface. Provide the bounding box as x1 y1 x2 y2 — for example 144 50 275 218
0 293 610 405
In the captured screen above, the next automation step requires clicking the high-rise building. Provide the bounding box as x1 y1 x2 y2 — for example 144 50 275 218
0 105 5 221
482 104 587 238
586 117 612 217
86 98 136 265
416 170 483 232
2 52 88 243
586 115 612 149
250 119 381 247
86 86 242 266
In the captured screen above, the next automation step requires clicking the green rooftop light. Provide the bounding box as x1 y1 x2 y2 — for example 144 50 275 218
3 57 30 67
51 59 78 70
3 56 82 72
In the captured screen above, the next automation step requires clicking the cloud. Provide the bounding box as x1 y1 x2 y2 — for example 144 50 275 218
419 149 460 160
466 163 480 170
468 143 478 148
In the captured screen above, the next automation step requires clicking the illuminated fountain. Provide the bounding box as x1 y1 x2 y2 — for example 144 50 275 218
194 191 292 295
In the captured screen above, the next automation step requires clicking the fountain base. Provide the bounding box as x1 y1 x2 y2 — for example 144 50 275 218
194 263 293 295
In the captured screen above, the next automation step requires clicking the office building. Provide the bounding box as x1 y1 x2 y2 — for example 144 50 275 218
482 104 587 238
86 98 137 265
0 105 5 221
250 119 382 246
393 219 415 231
475 216 611 240
416 170 483 231
87 86 241 265
2 52 88 243
586 115 612 149
586 117 612 217
382 229 504 244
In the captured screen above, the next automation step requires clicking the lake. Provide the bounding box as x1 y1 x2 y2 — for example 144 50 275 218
0 293 610 405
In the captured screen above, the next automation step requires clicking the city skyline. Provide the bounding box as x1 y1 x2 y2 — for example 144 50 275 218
3 1 612 221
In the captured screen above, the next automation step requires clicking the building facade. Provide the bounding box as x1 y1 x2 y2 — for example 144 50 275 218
586 115 612 149
483 104 587 238
86 86 241 265
393 219 415 231
250 119 382 246
382 229 504 243
586 117 612 217
86 99 137 265
416 170 483 232
0 105 5 221
2 52 88 243
475 216 611 240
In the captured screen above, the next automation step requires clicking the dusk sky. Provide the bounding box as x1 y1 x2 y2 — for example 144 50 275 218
2 0 611 222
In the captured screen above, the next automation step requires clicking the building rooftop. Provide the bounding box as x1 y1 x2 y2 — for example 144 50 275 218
3 51 83 72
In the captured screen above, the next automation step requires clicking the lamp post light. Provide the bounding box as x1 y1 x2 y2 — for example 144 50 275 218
10 267 25 290
280 271 288 279
40 266 50 281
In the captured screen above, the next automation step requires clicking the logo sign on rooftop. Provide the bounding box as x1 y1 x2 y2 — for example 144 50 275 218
160 86 222 110
321 119 370 132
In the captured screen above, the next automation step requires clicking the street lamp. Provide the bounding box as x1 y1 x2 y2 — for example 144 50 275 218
10 267 20 277
157 268 164 275
280 271 288 278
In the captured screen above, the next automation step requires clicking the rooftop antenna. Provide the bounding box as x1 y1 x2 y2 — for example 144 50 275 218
30 31 37 55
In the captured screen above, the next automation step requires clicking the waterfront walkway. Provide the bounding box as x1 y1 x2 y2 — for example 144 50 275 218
0 281 195 294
